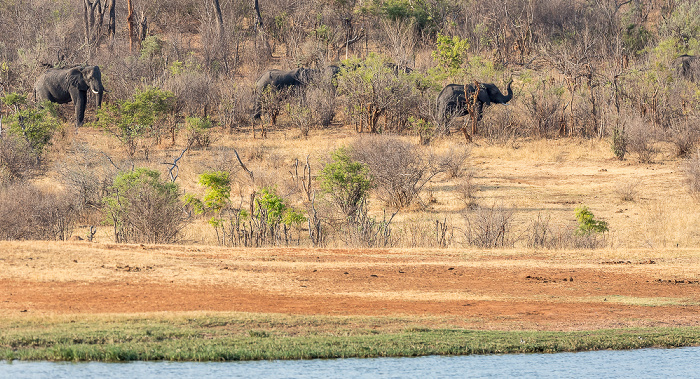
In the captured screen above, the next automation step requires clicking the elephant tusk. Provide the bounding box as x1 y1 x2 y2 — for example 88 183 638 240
91 89 100 94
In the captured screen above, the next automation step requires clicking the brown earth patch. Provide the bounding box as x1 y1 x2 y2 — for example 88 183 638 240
1 241 699 331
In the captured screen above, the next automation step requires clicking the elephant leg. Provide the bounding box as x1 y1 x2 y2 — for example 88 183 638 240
71 88 87 127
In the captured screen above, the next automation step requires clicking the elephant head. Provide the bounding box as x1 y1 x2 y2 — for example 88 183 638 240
81 65 104 109
34 65 105 127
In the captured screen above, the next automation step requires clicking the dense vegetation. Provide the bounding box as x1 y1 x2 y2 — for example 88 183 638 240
0 0 699 247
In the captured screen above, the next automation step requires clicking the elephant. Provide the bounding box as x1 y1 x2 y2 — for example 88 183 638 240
676 55 700 82
34 65 104 127
252 66 339 121
436 80 513 126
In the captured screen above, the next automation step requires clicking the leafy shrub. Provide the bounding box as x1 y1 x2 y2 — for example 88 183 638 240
337 54 421 133
2 93 60 156
185 117 214 148
104 168 184 244
94 87 174 157
575 206 609 235
320 147 373 220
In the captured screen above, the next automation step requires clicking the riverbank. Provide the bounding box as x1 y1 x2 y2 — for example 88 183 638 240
1 241 699 361
2 313 700 361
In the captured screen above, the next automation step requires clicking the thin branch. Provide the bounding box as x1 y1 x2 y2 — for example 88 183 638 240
233 148 254 181
100 151 122 171
162 143 191 183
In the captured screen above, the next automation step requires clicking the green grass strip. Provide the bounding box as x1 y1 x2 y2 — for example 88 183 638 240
2 314 699 361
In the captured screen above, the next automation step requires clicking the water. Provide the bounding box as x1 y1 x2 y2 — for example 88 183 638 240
2 347 699 379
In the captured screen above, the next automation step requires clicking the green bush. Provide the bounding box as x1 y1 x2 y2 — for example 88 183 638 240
1 93 60 156
575 206 609 235
104 168 183 244
94 87 174 157
320 147 373 220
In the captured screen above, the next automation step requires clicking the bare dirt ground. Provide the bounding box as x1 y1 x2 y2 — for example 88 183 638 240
1 241 699 331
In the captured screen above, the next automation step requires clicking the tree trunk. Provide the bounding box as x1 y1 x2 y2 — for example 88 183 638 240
253 0 271 55
83 0 106 55
127 0 136 52
107 0 116 42
213 0 224 37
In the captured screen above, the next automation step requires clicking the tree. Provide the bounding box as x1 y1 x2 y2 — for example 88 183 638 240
320 147 373 220
104 168 184 243
1 93 60 157
93 87 174 158
337 54 420 133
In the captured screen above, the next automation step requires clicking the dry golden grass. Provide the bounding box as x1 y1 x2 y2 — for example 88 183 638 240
42 119 700 249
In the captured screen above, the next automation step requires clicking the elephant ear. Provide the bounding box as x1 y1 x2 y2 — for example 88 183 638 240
68 70 88 91
82 66 101 81
477 87 491 105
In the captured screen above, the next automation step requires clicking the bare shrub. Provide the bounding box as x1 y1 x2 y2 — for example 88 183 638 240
455 171 477 208
666 116 700 158
523 87 566 138
462 203 515 248
351 135 439 208
305 82 336 127
397 217 453 248
163 66 219 117
286 100 314 137
480 105 523 143
432 145 471 178
0 134 42 183
338 202 397 248
56 143 116 223
0 182 79 241
624 114 658 163
614 180 639 202
219 83 254 131
526 213 608 249
683 150 700 200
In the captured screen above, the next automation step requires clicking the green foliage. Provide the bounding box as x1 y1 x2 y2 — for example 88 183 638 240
103 168 181 243
184 171 230 216
575 206 609 235
659 0 700 54
140 35 164 61
94 87 174 157
408 116 434 144
623 24 652 56
1 94 60 155
431 33 470 78
1 92 26 108
185 117 213 148
337 54 422 133
255 186 306 227
320 147 373 218
611 127 627 160
364 0 440 33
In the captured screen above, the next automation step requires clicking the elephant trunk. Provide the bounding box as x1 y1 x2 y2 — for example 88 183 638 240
498 80 513 104
96 89 103 109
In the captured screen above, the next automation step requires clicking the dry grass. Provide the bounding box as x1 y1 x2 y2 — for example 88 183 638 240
39 122 700 249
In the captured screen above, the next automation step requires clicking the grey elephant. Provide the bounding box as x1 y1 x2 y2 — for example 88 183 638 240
252 66 339 121
437 80 513 126
34 65 104 127
676 55 699 81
